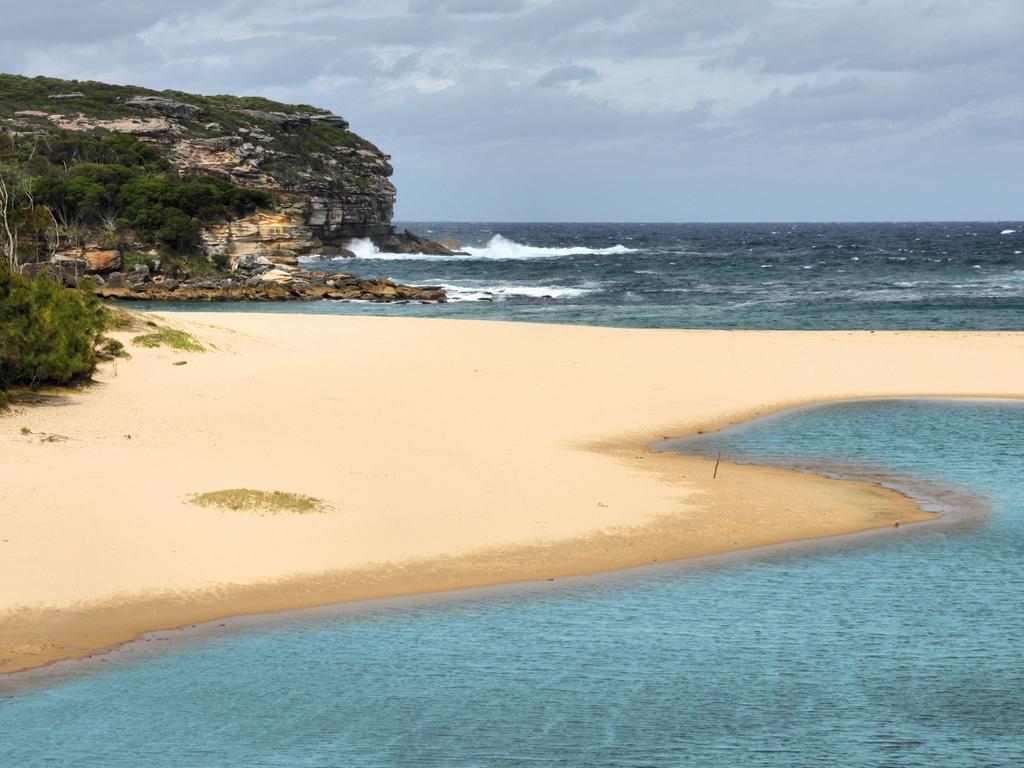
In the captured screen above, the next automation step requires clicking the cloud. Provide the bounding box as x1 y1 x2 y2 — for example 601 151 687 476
536 64 600 87
733 0 1024 74
0 0 1020 220
409 0 528 14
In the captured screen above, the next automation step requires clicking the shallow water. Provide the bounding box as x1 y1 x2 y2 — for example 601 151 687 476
139 221 1024 329
2 399 1023 766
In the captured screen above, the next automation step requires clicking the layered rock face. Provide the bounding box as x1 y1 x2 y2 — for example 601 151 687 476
128 107 404 260
1 74 455 262
200 208 318 265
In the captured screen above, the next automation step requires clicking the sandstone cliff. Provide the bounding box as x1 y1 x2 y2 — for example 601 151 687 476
0 73 453 265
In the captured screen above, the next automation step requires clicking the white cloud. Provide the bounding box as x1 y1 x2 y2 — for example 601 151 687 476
1 0 1020 219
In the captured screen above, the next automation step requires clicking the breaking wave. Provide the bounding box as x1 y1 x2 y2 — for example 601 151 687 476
437 282 597 302
343 234 636 261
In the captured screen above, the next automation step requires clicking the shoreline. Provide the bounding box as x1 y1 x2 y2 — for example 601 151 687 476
2 315 1022 679
0 438 988 693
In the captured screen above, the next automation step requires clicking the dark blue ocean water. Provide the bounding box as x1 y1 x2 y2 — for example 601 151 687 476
141 222 1024 329
3 399 1022 766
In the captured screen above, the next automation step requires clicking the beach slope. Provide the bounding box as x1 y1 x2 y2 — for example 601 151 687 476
2 315 1022 674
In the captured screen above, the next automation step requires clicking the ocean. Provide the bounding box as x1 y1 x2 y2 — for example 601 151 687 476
4 223 1023 765
3 399 1022 766
142 221 1024 329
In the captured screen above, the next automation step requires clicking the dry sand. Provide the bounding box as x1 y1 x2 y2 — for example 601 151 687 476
1 314 1022 675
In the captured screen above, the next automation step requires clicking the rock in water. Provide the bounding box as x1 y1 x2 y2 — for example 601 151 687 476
372 230 467 256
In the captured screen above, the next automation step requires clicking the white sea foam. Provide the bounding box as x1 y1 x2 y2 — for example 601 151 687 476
1000 229 1017 235
437 282 596 302
343 234 637 261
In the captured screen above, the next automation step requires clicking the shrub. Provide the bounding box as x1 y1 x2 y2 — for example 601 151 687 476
188 489 329 515
131 327 204 352
104 305 146 331
0 267 106 388
97 337 128 358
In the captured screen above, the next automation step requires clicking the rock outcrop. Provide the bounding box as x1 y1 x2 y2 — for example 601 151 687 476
1 73 457 263
200 208 316 266
93 256 445 303
125 95 204 119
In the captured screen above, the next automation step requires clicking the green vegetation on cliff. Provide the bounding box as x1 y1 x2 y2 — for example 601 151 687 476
0 72 379 185
1 127 270 263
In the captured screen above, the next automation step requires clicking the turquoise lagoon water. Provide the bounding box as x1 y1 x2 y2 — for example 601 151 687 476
2 399 1023 766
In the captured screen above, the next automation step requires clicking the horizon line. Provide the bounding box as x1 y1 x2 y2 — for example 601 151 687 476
393 219 1022 225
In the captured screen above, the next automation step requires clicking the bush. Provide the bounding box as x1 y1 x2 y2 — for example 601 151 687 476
188 488 329 515
131 327 204 352
0 267 106 388
97 337 127 358
33 162 271 252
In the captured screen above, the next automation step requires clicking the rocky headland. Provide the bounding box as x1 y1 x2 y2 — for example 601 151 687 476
0 73 457 301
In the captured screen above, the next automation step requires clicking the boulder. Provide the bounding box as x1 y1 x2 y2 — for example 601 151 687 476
265 249 299 266
105 272 126 288
259 268 295 285
84 249 122 273
326 287 363 300
234 109 310 128
317 245 356 258
125 95 204 119
50 256 88 286
372 229 466 256
234 253 275 273
125 263 151 284
310 113 350 130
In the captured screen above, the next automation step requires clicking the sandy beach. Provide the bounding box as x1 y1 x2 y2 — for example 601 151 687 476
1 314 1022 676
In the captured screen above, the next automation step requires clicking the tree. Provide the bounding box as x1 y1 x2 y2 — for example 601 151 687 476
0 156 60 268
0 166 18 268
0 265 105 389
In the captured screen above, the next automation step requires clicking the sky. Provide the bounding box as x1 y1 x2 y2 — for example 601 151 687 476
1 0 1022 222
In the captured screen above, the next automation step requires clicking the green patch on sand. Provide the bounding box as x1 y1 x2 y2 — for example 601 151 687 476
131 328 204 352
188 489 329 515
104 306 150 332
